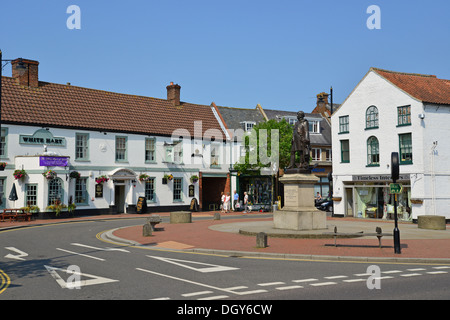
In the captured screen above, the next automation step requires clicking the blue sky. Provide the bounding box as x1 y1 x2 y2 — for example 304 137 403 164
1 0 449 112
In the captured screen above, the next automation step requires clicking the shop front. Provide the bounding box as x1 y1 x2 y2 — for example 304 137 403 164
237 175 274 211
343 174 411 221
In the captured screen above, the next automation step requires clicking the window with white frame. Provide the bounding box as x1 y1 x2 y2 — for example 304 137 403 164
145 138 156 162
75 133 89 160
145 178 155 201
0 128 8 158
75 178 88 205
241 121 256 132
115 136 127 162
210 144 220 166
165 141 183 164
308 120 320 133
311 148 321 161
25 184 38 206
48 178 64 205
173 177 182 201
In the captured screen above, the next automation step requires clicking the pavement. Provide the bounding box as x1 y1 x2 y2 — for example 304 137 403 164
2 211 450 263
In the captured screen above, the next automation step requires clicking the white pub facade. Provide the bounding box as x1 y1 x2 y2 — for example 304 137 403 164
1 57 232 217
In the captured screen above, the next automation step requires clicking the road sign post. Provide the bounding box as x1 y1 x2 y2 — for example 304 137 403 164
391 152 401 254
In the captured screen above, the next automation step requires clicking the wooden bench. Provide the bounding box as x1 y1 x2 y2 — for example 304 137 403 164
323 226 393 248
0 209 32 222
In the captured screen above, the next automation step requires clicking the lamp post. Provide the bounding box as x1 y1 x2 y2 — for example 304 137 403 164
391 152 401 254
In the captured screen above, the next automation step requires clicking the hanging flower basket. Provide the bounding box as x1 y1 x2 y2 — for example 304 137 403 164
139 173 150 182
13 169 27 181
69 171 81 180
95 175 109 184
43 169 57 180
190 175 199 183
164 174 173 181
0 162 6 171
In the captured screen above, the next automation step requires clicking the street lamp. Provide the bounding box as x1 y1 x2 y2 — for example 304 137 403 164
0 50 27 143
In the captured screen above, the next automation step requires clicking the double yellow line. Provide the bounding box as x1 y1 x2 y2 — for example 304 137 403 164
0 269 10 295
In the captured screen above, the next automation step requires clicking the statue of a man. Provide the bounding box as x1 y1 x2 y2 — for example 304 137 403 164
287 111 311 170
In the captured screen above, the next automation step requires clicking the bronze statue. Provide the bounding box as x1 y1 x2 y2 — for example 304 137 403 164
287 111 311 172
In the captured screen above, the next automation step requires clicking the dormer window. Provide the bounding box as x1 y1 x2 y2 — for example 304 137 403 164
241 121 256 132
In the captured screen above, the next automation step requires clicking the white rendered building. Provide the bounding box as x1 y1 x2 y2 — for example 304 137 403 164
331 68 450 221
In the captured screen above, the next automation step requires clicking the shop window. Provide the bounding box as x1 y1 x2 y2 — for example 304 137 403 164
48 178 64 205
75 178 88 205
397 105 411 126
399 133 413 164
75 133 89 160
145 178 155 202
365 106 379 129
367 136 380 166
339 116 349 133
173 177 183 202
340 140 350 163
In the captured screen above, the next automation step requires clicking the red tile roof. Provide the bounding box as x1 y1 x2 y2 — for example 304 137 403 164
1 77 225 139
373 68 450 105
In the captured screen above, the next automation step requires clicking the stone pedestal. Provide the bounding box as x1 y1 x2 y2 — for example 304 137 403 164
170 211 192 224
274 173 327 231
418 215 446 230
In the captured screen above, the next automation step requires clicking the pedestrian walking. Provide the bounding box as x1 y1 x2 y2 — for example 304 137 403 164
243 192 250 213
233 190 239 211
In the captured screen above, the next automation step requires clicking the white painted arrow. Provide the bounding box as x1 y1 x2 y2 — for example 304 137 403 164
4 247 28 261
44 265 119 289
146 255 239 273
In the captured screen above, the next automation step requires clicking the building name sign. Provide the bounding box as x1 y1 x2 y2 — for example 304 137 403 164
19 129 66 147
352 174 410 182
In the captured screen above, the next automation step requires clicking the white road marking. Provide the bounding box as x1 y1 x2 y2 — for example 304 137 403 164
276 285 303 290
146 255 239 273
71 243 130 253
56 248 105 261
401 273 422 277
182 291 214 297
310 282 337 287
45 265 118 289
4 247 28 261
325 275 348 279
427 271 448 275
382 270 402 274
292 278 318 283
258 282 285 287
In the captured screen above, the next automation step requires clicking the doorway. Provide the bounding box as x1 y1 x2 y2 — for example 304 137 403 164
115 185 125 213
345 188 354 217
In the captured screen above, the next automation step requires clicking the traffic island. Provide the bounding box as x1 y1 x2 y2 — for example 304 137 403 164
418 215 446 230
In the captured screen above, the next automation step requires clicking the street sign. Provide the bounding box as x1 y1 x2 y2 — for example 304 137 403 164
389 183 403 194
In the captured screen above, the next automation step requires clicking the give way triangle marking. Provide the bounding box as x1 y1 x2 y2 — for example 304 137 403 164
146 255 239 273
44 265 119 289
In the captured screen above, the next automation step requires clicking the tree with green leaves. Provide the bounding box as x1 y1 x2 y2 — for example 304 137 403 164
233 119 293 175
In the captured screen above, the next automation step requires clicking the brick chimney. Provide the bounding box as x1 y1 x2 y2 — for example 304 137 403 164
11 58 39 88
312 92 331 117
166 82 181 106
